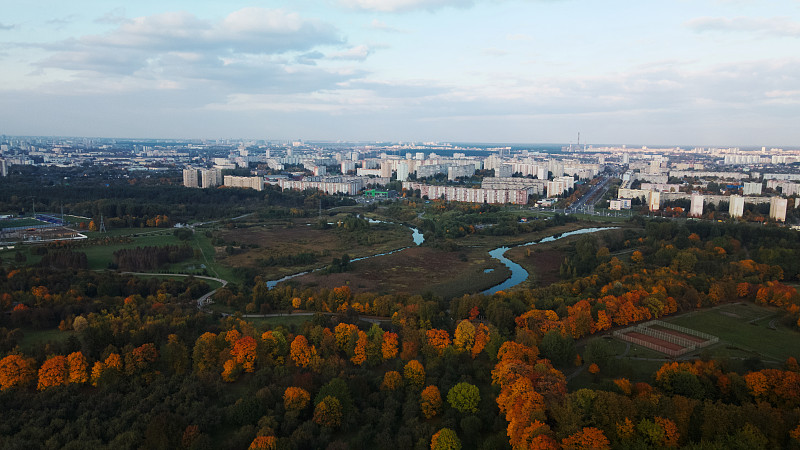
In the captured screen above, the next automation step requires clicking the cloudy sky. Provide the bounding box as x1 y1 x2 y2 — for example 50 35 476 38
1 0 798 146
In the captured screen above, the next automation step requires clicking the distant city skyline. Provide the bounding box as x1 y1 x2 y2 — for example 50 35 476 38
1 0 799 146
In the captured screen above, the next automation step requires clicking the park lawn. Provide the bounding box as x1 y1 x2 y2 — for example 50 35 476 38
191 232 240 283
18 328 74 354
568 334 671 389
81 233 188 270
0 218 46 227
664 302 800 362
568 359 667 390
244 314 315 330
0 246 42 266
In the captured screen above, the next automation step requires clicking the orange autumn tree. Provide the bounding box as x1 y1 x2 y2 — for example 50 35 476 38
221 359 240 382
232 336 258 373
404 360 426 389
655 417 680 447
471 324 490 359
381 332 399 360
284 386 311 411
125 343 158 375
561 427 611 450
104 353 123 372
90 361 104 386
290 335 316 368
67 351 89 385
381 371 402 391
426 328 451 355
492 340 566 448
420 385 442 419
224 329 242 347
38 355 69 390
351 330 368 366
0 354 36 390
617 418 635 440
249 436 277 450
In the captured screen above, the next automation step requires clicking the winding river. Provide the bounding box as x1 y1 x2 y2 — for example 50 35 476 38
481 227 618 295
267 220 617 295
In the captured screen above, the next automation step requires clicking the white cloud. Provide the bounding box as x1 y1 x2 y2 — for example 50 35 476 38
339 0 474 12
369 19 406 33
25 8 358 95
329 45 372 60
686 16 800 37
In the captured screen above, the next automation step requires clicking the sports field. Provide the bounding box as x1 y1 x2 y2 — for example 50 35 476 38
665 302 800 362
0 218 47 228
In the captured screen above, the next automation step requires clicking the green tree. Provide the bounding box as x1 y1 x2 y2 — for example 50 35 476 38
539 330 576 367
446 382 480 414
431 428 462 450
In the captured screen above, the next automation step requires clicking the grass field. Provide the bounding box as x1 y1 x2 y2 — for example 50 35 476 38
244 314 315 330
18 328 75 354
0 218 47 228
81 232 188 270
665 302 800 362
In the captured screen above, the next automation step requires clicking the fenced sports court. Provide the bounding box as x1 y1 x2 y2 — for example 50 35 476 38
613 320 718 357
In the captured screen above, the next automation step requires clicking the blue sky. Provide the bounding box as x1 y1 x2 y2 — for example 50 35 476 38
1 0 798 146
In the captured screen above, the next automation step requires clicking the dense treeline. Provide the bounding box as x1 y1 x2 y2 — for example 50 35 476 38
38 250 88 270
0 166 354 223
112 245 194 271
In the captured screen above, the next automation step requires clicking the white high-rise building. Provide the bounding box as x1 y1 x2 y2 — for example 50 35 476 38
770 197 788 222
743 182 762 195
0 158 7 177
201 168 222 188
729 195 745 218
396 162 409 182
690 194 704 217
224 175 263 191
182 168 199 188
648 191 661 212
547 176 575 198
341 161 356 174
496 164 513 178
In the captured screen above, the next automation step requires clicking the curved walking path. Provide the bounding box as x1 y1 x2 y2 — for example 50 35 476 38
120 272 227 309
238 311 390 325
